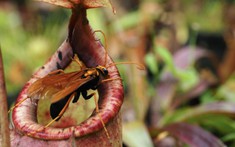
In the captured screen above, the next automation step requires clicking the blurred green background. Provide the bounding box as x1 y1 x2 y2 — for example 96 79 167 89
2 0 235 146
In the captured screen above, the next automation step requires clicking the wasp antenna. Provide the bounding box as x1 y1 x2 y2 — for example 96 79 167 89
93 30 107 50
44 116 59 128
93 30 108 66
92 93 110 139
107 62 145 70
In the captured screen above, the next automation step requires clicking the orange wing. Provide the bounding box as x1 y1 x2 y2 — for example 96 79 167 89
27 70 91 102
50 76 92 103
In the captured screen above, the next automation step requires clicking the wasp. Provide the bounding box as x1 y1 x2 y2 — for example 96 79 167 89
9 55 143 129
9 55 143 122
8 56 116 139
9 55 144 140
9 31 144 139
9 55 115 124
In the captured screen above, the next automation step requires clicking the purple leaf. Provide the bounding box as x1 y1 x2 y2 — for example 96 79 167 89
164 123 225 147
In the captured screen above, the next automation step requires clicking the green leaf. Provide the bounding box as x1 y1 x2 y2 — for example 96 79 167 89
222 133 235 142
113 11 140 30
161 102 235 126
145 53 158 75
200 90 216 104
159 107 190 126
215 76 235 102
123 121 154 147
154 46 177 76
199 115 235 135
177 68 199 91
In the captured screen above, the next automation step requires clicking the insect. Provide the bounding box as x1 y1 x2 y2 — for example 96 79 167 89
8 56 118 138
9 31 144 138
27 56 117 127
26 56 142 127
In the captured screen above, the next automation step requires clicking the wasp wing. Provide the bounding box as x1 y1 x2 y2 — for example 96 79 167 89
27 70 86 100
49 75 94 121
50 76 94 103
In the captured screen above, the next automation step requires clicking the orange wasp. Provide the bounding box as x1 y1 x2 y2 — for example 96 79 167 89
9 32 144 134
26 56 142 127
27 57 112 127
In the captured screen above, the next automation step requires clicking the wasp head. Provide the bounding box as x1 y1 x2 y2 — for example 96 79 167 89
96 65 108 76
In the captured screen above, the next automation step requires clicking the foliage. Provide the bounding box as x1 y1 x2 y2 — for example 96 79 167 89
2 0 235 146
0 6 69 94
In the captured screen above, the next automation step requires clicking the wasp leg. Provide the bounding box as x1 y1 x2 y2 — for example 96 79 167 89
8 97 29 113
101 77 122 84
92 92 110 139
91 86 98 90
82 91 94 100
44 92 75 128
71 54 86 70
47 69 64 75
72 92 80 103
31 75 41 79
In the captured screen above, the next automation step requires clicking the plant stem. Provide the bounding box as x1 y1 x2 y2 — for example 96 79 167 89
0 47 10 147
